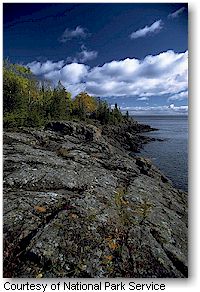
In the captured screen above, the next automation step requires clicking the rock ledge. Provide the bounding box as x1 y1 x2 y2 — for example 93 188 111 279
3 121 188 278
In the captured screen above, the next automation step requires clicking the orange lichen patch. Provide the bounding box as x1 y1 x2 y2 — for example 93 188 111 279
69 213 78 219
108 240 118 250
34 206 46 213
105 236 119 250
104 255 113 261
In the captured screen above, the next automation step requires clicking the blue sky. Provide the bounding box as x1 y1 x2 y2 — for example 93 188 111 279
3 3 188 115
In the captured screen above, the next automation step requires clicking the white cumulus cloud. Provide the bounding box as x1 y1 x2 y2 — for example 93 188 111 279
66 45 98 63
130 20 163 39
27 60 64 75
26 50 188 100
27 61 88 96
78 45 98 62
60 63 88 84
85 50 188 98
59 26 88 43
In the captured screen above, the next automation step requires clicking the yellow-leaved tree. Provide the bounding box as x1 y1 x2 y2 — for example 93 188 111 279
73 92 98 119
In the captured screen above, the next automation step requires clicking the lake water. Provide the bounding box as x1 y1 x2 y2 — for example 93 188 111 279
134 115 188 192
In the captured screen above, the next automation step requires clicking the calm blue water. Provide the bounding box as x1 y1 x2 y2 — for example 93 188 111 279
134 115 188 192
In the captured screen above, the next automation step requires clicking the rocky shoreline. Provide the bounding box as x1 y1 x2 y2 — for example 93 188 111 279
3 120 188 278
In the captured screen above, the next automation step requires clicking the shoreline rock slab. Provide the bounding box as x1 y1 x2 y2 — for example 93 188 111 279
3 121 188 278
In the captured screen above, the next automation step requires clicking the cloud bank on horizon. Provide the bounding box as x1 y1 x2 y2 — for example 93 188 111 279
27 49 188 115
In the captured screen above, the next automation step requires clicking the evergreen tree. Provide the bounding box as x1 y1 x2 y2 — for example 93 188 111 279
50 81 71 120
112 103 123 124
126 110 129 120
96 100 110 124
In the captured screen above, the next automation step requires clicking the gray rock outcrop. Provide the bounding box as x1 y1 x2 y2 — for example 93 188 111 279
3 121 188 278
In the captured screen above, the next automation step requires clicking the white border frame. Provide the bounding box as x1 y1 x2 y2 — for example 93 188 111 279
1 1 199 291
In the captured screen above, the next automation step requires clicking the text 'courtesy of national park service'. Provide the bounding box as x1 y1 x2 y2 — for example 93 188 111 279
3 281 166 291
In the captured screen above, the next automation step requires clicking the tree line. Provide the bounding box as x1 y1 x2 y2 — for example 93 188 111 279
3 61 129 128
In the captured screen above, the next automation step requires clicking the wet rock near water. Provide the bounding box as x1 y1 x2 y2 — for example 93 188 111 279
3 121 188 278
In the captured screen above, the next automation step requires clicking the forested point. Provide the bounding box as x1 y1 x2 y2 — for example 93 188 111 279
3 61 130 128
